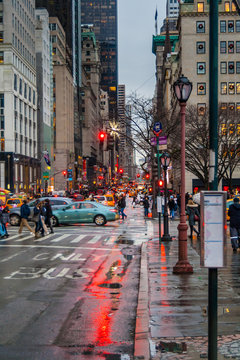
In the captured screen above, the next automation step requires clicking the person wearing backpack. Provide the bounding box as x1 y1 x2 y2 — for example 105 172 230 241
18 200 35 235
39 202 48 236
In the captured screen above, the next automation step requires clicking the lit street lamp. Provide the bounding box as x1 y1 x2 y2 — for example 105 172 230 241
173 75 193 274
160 152 172 241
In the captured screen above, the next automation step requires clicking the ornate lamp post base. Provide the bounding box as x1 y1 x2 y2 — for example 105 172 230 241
161 234 172 241
173 260 193 274
173 222 193 274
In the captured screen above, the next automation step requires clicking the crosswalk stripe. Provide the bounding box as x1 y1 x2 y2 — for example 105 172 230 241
34 233 55 242
70 234 87 243
51 234 71 243
0 234 20 242
15 234 35 242
88 235 102 244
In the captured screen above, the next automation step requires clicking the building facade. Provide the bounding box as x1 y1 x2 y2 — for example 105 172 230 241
36 0 82 180
0 0 40 194
35 8 53 193
81 0 118 119
49 17 75 191
153 0 240 192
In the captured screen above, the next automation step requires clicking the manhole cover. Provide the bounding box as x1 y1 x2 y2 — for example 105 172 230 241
121 246 138 256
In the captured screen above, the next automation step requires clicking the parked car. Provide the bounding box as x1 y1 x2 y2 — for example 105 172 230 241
9 197 73 226
93 194 115 207
52 201 119 226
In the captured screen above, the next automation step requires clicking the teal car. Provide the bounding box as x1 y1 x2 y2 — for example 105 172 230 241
52 201 119 226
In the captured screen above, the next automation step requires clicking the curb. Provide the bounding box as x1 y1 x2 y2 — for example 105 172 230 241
134 241 150 360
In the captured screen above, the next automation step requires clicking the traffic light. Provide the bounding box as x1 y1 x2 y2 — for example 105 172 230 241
137 173 140 178
98 131 106 142
107 134 114 150
158 179 164 188
119 168 123 174
62 170 67 177
67 168 73 180
145 173 150 180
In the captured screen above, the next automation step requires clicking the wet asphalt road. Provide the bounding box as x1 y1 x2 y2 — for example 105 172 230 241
0 201 151 360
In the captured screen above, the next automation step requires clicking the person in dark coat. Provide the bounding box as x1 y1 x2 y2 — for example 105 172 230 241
45 199 54 234
18 200 35 235
118 195 127 219
143 196 150 217
186 199 200 239
228 197 240 252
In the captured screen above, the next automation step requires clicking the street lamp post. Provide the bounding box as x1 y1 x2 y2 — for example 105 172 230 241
160 152 172 241
173 75 193 274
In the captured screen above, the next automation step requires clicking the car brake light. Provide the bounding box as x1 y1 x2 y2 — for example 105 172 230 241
109 209 117 213
103 201 107 205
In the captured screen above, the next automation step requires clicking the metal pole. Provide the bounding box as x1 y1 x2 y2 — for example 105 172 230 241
162 164 171 241
173 102 193 274
209 0 219 357
157 136 161 243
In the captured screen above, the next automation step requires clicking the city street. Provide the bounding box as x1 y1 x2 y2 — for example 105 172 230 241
0 202 151 360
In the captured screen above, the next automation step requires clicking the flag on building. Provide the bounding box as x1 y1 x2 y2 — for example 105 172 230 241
155 8 158 35
43 150 51 166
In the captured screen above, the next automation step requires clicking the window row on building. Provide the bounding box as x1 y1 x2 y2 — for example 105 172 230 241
14 74 36 105
197 82 240 95
196 40 240 54
12 34 35 67
197 102 240 115
12 14 34 50
13 53 36 84
197 1 236 13
12 0 35 21
196 19 240 33
14 132 36 157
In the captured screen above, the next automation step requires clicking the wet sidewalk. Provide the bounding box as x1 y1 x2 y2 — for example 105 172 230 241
134 218 240 360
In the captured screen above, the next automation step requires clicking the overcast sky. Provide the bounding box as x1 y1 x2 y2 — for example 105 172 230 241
118 0 166 99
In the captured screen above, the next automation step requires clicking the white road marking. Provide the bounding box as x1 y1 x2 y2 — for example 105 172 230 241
147 221 154 237
34 233 55 242
15 234 35 242
50 234 71 243
0 250 28 263
70 234 87 243
88 235 102 244
0 234 20 241
0 244 120 251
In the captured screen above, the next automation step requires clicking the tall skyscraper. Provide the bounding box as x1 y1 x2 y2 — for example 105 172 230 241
0 0 39 193
81 0 118 119
166 0 179 18
36 0 81 87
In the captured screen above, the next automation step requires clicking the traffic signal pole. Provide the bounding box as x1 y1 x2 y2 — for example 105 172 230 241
208 0 219 358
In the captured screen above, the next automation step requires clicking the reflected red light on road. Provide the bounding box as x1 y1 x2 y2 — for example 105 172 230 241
95 303 112 346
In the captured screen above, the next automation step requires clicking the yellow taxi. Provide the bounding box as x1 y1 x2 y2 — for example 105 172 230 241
94 194 115 207
226 196 240 221
5 198 24 209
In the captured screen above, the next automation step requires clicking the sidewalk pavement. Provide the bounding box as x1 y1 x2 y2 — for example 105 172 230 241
134 216 240 360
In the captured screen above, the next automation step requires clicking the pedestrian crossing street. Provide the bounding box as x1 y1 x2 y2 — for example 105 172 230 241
1 221 153 247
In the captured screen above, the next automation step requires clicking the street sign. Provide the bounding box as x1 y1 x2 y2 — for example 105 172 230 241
159 144 167 150
153 122 162 136
43 171 49 180
158 136 167 145
150 137 157 146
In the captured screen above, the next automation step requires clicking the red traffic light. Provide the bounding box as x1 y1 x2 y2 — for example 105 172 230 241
137 173 140 178
119 168 123 174
62 170 67 177
158 179 164 187
98 131 106 141
145 173 150 180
